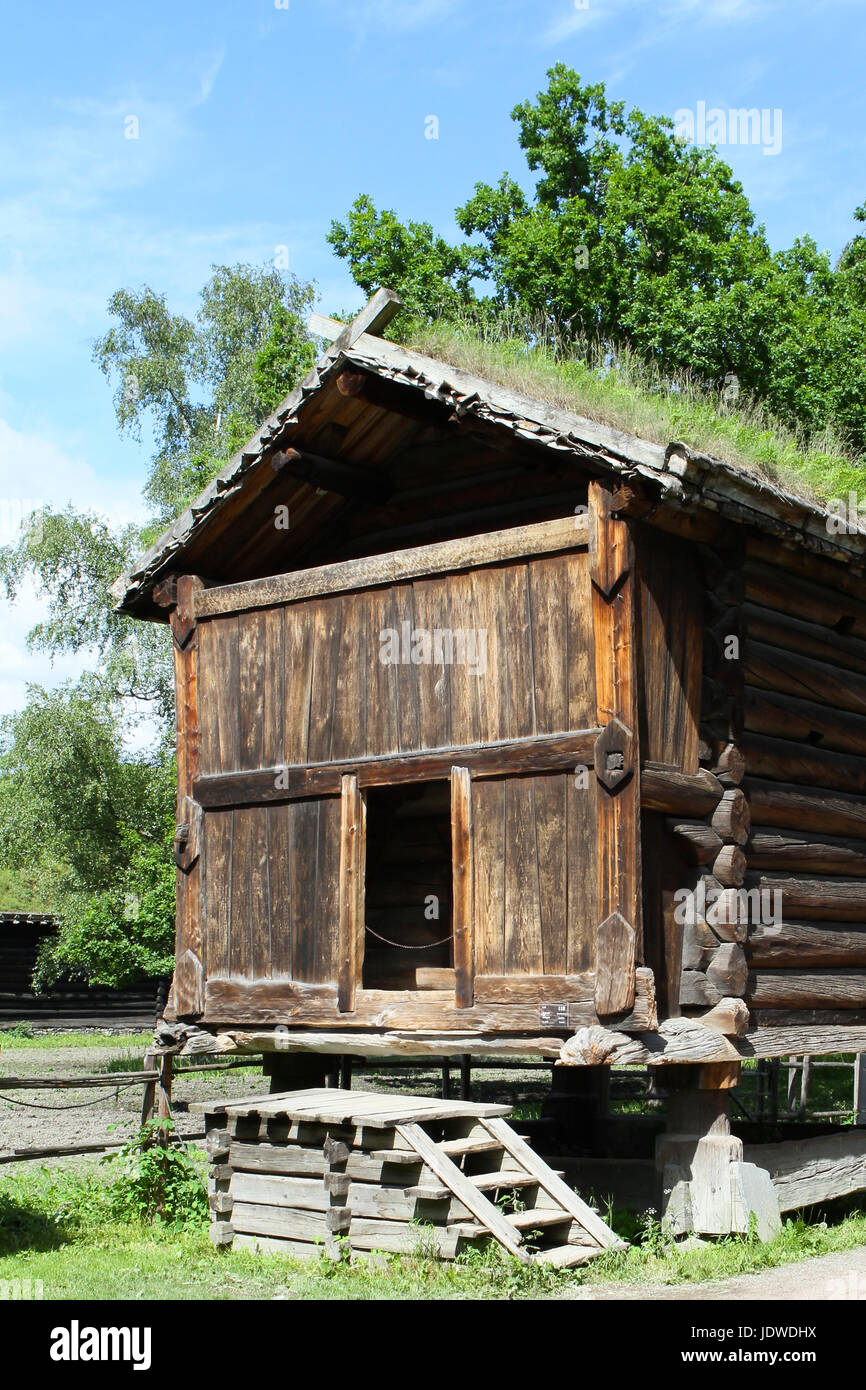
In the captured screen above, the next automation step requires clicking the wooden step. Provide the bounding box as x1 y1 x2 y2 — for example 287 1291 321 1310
410 1170 537 1199
456 1208 571 1238
506 1208 573 1231
369 1149 425 1165
534 1244 601 1269
440 1135 506 1158
370 1133 510 1165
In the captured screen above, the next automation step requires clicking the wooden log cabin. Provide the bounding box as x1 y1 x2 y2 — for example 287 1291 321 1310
115 289 866 1096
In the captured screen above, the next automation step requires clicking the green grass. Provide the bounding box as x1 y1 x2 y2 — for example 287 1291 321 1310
0 1030 153 1050
2 1162 865 1300
405 318 865 507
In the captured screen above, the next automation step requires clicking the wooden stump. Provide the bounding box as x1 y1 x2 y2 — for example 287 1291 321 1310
655 1064 780 1239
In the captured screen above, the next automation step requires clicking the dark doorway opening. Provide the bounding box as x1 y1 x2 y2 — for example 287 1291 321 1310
362 781 453 991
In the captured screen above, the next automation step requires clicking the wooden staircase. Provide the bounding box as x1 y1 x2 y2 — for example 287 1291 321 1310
392 1115 625 1267
199 1087 625 1265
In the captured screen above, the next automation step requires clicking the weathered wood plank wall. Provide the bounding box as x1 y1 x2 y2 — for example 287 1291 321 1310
196 544 600 1005
197 552 595 774
741 540 866 1018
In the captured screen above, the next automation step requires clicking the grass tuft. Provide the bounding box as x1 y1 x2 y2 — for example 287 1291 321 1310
405 316 865 508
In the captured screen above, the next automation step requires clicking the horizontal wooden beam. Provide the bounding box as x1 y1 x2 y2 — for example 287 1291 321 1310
179 1028 569 1059
744 1130 866 1212
748 920 866 968
747 826 866 877
196 513 589 618
194 729 601 809
475 974 597 1004
746 970 866 1010
271 448 393 504
202 969 657 1033
640 766 723 816
0 1071 158 1089
169 1019 866 1063
745 778 866 841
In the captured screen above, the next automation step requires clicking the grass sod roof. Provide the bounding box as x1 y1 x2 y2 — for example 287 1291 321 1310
113 292 866 616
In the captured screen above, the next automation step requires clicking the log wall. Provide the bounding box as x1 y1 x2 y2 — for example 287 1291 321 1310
740 542 866 1017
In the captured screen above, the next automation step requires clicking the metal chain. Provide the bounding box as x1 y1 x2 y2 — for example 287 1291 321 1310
0 1078 144 1111
364 925 453 950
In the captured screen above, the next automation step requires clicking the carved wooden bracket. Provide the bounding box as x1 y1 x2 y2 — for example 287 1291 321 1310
594 912 637 1016
594 717 635 793
173 796 202 873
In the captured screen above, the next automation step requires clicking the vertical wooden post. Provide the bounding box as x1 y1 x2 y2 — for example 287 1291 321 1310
156 1053 174 1147
854 1054 866 1127
588 482 641 1017
160 574 205 1019
265 1052 330 1093
799 1054 812 1119
460 1054 472 1101
451 766 474 1008
656 1061 780 1239
338 774 366 1012
140 1052 157 1126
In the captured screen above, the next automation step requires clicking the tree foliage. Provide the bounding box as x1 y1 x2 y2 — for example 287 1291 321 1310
0 263 317 985
330 64 866 449
94 264 316 526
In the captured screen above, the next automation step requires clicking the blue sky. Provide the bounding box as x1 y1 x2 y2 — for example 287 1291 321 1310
0 0 863 714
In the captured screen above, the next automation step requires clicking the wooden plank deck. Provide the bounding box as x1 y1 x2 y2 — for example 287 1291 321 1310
191 1086 512 1127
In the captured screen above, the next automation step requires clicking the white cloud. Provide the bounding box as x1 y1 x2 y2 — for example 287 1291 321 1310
0 417 145 529
540 3 607 47
194 48 227 107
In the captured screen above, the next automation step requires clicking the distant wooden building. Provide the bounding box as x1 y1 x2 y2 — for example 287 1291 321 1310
0 912 161 1030
117 290 866 1228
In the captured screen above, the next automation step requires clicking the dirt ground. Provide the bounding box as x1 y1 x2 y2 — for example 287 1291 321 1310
0 1040 549 1161
0 1042 266 1159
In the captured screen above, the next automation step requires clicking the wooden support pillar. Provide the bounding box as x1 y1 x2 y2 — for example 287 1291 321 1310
655 1062 780 1239
140 1052 158 1126
589 481 641 1017
337 774 366 1012
451 767 475 1008
264 1052 330 1094
542 1065 610 1152
855 1054 866 1127
459 1055 472 1101
155 574 205 1019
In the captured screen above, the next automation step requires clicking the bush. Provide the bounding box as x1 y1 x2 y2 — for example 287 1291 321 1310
105 1121 208 1227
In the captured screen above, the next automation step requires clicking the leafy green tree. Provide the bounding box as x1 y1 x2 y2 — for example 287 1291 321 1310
0 262 317 985
252 303 317 416
330 64 866 449
327 194 481 325
94 264 316 525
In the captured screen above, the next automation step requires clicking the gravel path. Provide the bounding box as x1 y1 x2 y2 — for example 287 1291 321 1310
0 1043 268 1160
0 1044 547 1163
568 1247 866 1300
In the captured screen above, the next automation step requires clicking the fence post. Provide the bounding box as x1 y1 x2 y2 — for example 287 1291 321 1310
786 1056 799 1116
156 1054 174 1146
140 1053 158 1126
799 1055 812 1119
